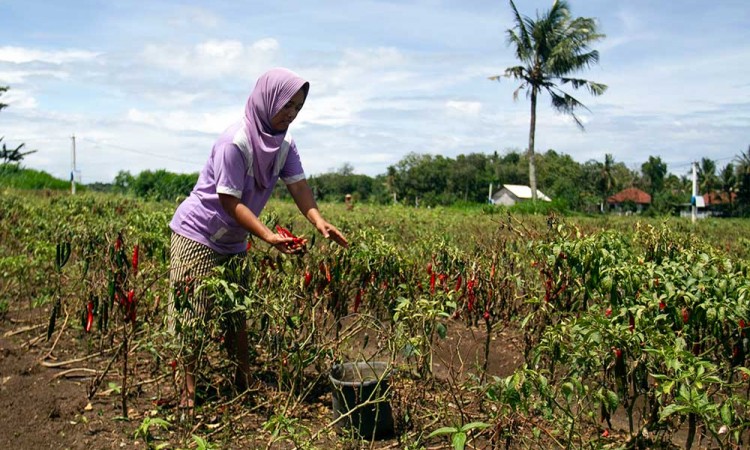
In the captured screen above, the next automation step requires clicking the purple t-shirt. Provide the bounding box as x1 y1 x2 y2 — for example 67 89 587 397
170 121 305 254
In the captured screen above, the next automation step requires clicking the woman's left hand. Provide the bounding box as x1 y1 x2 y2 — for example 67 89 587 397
315 220 348 248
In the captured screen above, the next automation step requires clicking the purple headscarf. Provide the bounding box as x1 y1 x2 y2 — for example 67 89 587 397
244 68 309 189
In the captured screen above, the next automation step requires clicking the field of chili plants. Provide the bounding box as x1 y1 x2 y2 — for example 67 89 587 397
1 189 749 450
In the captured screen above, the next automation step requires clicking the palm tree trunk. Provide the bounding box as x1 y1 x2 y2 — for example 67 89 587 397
528 87 538 201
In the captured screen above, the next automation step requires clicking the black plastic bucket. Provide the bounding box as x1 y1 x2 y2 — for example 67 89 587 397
329 361 394 439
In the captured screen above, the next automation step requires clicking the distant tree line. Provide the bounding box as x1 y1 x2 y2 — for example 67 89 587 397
96 145 750 217
89 169 199 203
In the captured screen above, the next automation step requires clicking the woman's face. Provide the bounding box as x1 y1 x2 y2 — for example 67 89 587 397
270 89 306 132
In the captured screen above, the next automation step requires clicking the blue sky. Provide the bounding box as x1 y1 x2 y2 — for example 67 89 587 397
1 0 748 183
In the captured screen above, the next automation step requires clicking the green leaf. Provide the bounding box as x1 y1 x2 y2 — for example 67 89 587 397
461 421 490 432
452 431 467 450
427 426 458 438
605 389 619 411
720 402 732 425
436 322 447 339
660 404 690 420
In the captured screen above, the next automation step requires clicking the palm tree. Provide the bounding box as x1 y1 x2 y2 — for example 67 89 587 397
735 145 750 176
0 86 8 112
697 157 718 196
734 145 750 213
719 163 736 209
491 0 607 200
597 153 616 211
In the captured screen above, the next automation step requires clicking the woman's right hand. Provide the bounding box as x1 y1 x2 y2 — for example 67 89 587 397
268 233 307 255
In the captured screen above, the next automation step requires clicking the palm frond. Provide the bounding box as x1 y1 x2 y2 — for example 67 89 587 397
509 0 532 51
549 89 588 129
512 83 528 102
559 78 608 96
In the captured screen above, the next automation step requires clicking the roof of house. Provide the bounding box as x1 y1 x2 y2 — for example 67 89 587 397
499 184 551 201
607 187 651 204
703 191 736 205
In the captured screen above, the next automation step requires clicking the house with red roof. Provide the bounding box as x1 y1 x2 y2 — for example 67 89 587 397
606 187 651 213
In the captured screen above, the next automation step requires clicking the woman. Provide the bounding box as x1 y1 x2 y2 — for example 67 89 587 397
169 67 348 409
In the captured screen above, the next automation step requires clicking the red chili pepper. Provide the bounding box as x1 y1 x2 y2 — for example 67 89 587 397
426 262 433 276
85 301 94 332
467 279 476 311
659 301 666 312
353 288 363 313
303 270 312 288
605 308 612 318
115 234 122 251
126 289 136 322
132 244 139 275
429 272 436 295
682 308 690 324
613 348 622 359
740 319 746 329
455 274 462 292
246 241 252 251
275 225 304 247
483 310 490 321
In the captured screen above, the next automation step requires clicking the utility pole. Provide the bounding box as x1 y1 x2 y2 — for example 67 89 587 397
692 161 697 223
488 182 493 203
71 134 77 195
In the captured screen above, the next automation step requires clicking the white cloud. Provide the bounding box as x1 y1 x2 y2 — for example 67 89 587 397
445 100 481 115
167 6 221 28
126 107 241 134
0 46 99 64
0 69 70 84
140 38 280 79
0 87 38 109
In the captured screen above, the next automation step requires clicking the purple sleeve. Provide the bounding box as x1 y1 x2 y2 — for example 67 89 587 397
279 140 306 184
214 143 247 198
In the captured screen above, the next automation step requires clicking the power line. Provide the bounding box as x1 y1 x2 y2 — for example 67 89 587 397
669 154 737 171
79 136 206 166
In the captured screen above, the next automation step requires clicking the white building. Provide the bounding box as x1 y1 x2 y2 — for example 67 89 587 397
491 184 551 206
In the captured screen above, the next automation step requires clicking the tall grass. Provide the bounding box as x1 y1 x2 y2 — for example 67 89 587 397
0 165 74 191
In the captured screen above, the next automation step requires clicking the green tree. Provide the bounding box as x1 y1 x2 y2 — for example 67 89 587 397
113 170 135 194
0 140 37 166
0 86 37 169
306 164 383 203
734 145 750 215
491 0 607 200
534 149 587 210
0 86 7 111
388 152 452 206
697 157 717 195
641 156 667 197
719 163 736 213
492 150 527 187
